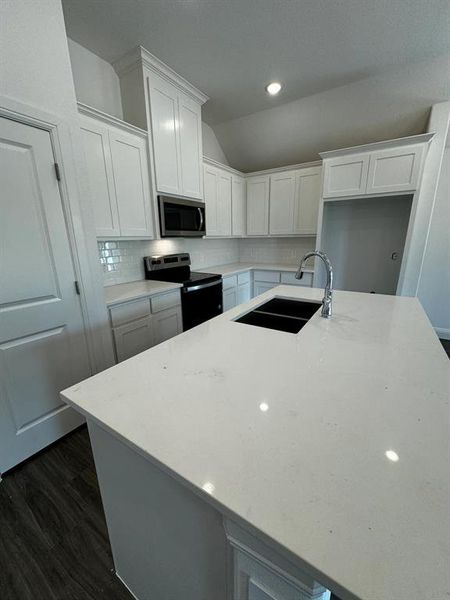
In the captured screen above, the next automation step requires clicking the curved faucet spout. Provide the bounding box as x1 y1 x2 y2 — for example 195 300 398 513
295 251 333 318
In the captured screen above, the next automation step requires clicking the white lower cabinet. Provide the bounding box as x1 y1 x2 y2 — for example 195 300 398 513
253 282 278 297
238 281 251 304
113 316 154 363
110 290 182 363
226 520 330 600
223 287 238 312
153 306 183 346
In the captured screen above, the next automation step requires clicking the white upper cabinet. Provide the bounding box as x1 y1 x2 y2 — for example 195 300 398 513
366 144 425 195
294 166 322 234
321 135 432 199
232 175 246 236
269 171 296 235
80 117 119 237
147 72 181 196
322 153 370 198
204 164 231 236
80 107 154 239
178 91 203 199
109 129 153 238
247 175 269 236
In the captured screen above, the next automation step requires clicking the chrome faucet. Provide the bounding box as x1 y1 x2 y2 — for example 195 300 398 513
296 251 333 318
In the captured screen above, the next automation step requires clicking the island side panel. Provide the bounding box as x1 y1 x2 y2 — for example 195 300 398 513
87 421 228 600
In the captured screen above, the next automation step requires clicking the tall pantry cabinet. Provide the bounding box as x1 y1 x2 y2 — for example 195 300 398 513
114 46 208 201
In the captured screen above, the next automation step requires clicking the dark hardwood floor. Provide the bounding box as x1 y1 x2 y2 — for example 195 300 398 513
0 426 133 600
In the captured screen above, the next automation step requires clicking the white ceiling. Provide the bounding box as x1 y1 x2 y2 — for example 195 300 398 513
62 0 450 125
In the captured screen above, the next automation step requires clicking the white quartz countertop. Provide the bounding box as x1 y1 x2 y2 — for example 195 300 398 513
62 286 450 600
197 262 314 276
104 280 182 306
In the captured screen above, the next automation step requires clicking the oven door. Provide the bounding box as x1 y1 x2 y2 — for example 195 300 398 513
159 196 205 237
181 280 223 331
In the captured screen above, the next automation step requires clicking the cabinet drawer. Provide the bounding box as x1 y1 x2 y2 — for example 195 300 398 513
253 270 280 283
109 298 151 328
237 271 251 285
150 290 180 313
223 275 238 290
280 271 313 287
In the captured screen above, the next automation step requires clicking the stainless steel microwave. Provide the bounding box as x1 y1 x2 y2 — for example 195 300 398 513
158 196 206 237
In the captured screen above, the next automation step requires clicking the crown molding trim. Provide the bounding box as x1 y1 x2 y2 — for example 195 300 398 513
77 102 148 137
319 132 435 159
113 46 209 105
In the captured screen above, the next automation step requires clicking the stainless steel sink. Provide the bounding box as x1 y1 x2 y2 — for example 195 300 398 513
234 297 321 334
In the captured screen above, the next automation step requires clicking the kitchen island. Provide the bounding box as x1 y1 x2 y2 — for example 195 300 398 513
61 286 450 600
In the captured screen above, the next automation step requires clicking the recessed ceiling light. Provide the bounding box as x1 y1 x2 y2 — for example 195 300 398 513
385 450 399 462
265 82 282 96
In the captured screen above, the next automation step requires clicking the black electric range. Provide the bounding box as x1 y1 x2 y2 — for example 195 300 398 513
144 253 223 331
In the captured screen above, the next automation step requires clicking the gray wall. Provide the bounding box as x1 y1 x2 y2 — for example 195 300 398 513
213 54 450 172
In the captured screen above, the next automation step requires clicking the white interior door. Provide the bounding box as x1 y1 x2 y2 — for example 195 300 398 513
0 116 91 473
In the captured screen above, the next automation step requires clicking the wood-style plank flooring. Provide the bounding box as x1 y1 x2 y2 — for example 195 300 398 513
0 426 133 600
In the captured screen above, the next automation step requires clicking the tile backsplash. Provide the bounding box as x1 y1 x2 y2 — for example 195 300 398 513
239 238 316 265
98 238 240 286
98 237 316 286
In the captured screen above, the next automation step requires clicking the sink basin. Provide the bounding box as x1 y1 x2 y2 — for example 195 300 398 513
234 297 321 334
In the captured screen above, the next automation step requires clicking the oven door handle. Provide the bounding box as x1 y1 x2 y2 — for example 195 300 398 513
183 280 222 293
198 207 204 232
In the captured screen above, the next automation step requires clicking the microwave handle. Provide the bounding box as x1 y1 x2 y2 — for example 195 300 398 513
198 207 204 232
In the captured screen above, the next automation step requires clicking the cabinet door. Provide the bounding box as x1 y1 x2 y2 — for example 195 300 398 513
269 170 296 234
113 316 154 362
109 129 154 238
238 281 251 304
323 153 370 198
232 175 246 236
80 117 119 237
294 166 321 234
153 306 183 346
204 165 219 236
217 170 232 236
366 144 425 194
253 282 277 297
178 91 203 199
247 176 269 235
147 73 181 195
223 286 237 311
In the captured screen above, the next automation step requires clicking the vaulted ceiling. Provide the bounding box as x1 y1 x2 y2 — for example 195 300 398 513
62 0 450 125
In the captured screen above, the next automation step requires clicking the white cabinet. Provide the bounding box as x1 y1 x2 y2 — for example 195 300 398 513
225 520 330 600
366 144 425 195
153 306 183 346
232 175 246 236
269 170 296 235
223 287 238 312
247 175 270 235
80 118 119 237
110 290 182 362
147 71 203 199
323 153 370 198
253 282 277 296
321 136 431 199
80 108 154 239
222 272 252 310
204 165 232 236
109 128 153 237
294 166 322 234
113 316 153 362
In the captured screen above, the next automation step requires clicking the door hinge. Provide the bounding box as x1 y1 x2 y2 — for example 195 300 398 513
74 281 81 295
54 162 61 182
